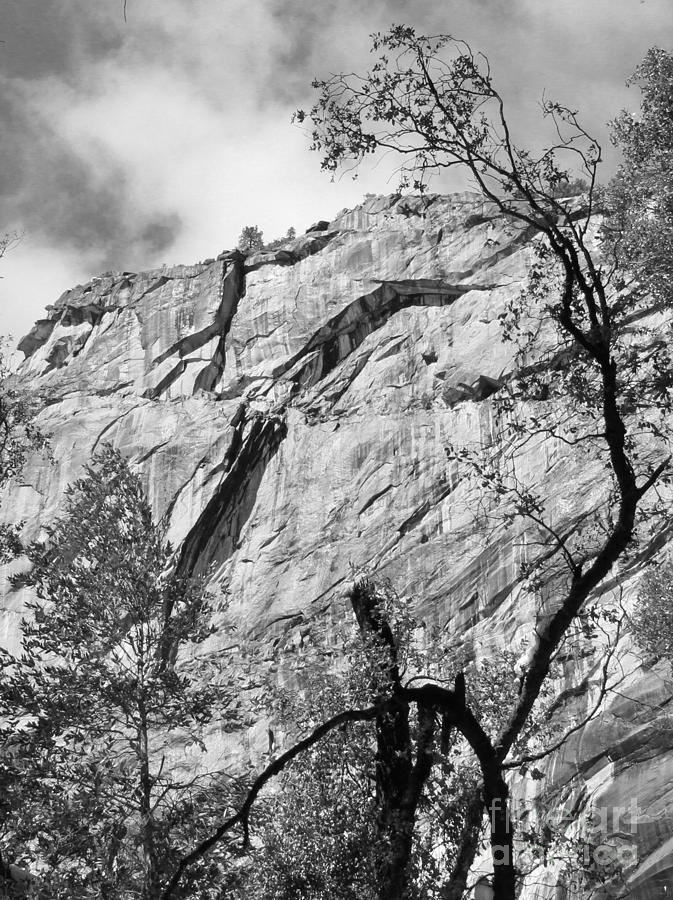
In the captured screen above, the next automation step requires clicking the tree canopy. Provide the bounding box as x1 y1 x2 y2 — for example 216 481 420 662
605 47 673 307
0 446 236 899
237 225 265 253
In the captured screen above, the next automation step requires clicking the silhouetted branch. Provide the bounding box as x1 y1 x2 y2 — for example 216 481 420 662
160 705 380 899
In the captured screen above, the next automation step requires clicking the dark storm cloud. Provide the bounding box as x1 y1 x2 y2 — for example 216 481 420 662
0 85 181 271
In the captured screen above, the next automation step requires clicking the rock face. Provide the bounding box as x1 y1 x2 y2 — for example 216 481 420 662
3 193 672 898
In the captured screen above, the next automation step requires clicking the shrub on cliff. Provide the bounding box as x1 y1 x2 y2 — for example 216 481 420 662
633 559 673 662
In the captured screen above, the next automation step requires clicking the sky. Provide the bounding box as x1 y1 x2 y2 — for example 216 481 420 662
0 0 670 353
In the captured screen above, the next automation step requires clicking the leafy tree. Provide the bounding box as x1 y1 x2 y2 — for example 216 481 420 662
0 232 49 562
238 583 561 900
0 446 237 899
632 559 673 662
0 245 46 897
243 727 379 900
237 226 264 253
168 30 672 900
0 343 50 562
167 582 604 900
288 27 671 897
603 48 673 307
241 586 424 900
0 325 50 893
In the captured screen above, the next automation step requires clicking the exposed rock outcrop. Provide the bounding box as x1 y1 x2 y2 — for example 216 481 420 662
2 192 672 898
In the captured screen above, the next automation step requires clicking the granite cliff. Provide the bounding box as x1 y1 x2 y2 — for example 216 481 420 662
3 193 672 898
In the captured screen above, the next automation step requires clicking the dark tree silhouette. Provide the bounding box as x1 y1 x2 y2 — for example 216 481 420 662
166 30 672 900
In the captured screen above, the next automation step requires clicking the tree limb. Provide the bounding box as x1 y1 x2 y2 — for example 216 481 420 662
160 705 380 899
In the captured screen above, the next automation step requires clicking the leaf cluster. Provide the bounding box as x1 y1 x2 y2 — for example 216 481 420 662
0 339 51 562
603 48 673 308
296 25 600 215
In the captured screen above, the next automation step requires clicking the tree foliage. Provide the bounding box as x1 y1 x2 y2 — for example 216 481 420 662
0 232 21 265
632 559 673 662
166 580 583 900
0 340 50 563
242 590 562 900
237 225 296 253
0 233 47 515
0 446 237 899
242 726 379 900
605 47 673 307
295 25 601 206
0 299 50 891
295 27 673 899
237 226 265 253
160 28 673 900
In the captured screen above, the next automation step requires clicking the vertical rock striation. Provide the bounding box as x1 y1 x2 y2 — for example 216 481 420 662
3 192 672 897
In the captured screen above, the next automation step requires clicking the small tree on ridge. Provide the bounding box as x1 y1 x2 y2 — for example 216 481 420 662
237 226 264 253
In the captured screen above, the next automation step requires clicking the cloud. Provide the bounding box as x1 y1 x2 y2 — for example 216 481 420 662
0 76 182 272
0 0 124 82
0 0 670 346
0 1 186 272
